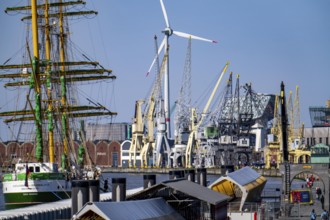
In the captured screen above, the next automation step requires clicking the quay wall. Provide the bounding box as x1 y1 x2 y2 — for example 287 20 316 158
101 167 282 177
101 167 221 174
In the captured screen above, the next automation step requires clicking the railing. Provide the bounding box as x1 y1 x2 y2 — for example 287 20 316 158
228 201 280 220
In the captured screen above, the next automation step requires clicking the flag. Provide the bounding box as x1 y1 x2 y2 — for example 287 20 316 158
24 163 30 187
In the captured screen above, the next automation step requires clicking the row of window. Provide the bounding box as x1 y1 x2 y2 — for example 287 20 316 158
306 137 329 146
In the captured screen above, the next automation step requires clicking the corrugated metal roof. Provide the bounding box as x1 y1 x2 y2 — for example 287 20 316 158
128 179 230 206
227 166 261 186
0 187 143 219
74 197 184 220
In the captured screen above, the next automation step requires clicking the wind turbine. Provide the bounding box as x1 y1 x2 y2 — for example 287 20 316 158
147 0 217 139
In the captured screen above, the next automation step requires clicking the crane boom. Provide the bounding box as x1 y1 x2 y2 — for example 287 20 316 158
185 62 229 168
197 62 229 128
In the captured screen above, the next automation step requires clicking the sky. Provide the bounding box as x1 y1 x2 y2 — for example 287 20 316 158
0 0 330 141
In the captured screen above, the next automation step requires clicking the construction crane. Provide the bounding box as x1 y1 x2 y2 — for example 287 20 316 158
185 62 229 168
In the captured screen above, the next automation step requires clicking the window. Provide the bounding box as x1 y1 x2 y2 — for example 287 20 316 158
319 137 322 144
35 166 40 173
112 152 118 167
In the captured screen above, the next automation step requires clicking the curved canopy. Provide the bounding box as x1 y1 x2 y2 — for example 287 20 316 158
209 166 267 211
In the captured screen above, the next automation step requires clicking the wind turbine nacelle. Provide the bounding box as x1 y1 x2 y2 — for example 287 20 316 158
162 27 173 36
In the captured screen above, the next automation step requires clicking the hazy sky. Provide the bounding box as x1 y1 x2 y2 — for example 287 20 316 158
0 0 330 141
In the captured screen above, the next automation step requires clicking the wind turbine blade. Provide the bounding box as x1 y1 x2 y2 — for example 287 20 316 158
160 0 170 28
146 37 166 76
173 31 217 43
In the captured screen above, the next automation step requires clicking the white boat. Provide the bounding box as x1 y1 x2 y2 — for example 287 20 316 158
2 162 70 209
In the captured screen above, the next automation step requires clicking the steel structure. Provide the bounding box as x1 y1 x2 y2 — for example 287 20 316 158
171 38 192 167
195 74 275 168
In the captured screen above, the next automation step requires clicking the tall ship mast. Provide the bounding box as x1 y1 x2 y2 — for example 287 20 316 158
0 0 116 209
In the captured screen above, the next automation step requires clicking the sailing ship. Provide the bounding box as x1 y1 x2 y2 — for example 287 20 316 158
0 0 116 209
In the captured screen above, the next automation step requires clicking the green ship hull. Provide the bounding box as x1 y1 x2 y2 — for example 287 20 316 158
4 191 71 210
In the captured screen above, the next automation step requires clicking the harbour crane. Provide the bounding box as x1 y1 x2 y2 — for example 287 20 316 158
140 36 162 168
185 62 229 168
196 72 236 168
196 73 274 168
152 49 172 168
128 100 145 167
287 86 309 163
140 97 155 168
153 99 172 167
289 86 304 150
264 94 281 168
171 37 192 167
264 85 308 168
293 86 301 139
131 37 170 168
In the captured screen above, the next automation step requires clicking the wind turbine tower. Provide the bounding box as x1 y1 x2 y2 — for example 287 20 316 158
147 0 217 139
